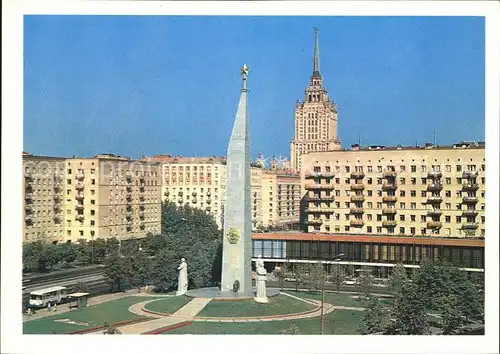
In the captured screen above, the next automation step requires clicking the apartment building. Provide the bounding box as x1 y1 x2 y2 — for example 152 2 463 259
290 28 341 172
143 155 227 228
301 142 485 238
23 153 66 243
23 153 162 243
251 166 263 230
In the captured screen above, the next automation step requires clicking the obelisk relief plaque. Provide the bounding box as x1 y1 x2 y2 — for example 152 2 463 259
220 64 253 294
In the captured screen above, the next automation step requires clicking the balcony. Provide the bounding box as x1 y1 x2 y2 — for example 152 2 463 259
139 211 145 219
305 184 323 190
426 196 443 204
462 183 479 191
350 195 365 202
427 209 442 216
53 204 61 211
307 218 323 225
25 204 33 212
54 193 62 201
382 208 397 215
127 220 133 226
139 195 145 201
382 171 397 178
351 184 365 191
192 191 197 196
350 171 365 179
304 195 320 202
305 172 320 179
126 173 132 181
321 172 335 178
25 215 32 222
319 195 334 201
462 196 478 204
126 195 132 201
24 172 33 180
350 207 364 214
462 209 478 217
139 175 145 182
350 219 364 227
427 171 442 178
206 199 212 204
382 220 397 227
381 183 397 191
139 185 145 192
206 191 212 197
54 175 63 182
462 171 478 178
75 193 84 200
192 198 197 204
427 221 442 229
139 204 145 211
178 199 183 203
126 184 132 191
427 183 443 192
75 214 84 221
25 180 33 188
75 204 84 210
53 183 61 190
25 193 33 200
53 213 61 220
76 172 85 180
462 222 479 230
382 196 397 203
76 183 84 190
206 206 212 211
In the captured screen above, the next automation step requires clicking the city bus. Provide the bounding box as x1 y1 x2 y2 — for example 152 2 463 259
28 286 68 309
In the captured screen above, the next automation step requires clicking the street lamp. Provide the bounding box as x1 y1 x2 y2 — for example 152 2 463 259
321 253 345 335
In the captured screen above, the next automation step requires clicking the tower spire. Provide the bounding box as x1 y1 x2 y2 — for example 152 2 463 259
313 27 320 77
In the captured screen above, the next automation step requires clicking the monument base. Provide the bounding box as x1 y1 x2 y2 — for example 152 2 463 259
185 287 280 301
253 296 269 303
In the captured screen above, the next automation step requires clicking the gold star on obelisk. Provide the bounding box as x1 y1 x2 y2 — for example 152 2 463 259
241 64 249 78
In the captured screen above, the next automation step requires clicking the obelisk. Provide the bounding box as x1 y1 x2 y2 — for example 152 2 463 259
220 64 253 294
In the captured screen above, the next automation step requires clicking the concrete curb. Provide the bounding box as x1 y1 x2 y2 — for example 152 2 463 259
143 321 193 334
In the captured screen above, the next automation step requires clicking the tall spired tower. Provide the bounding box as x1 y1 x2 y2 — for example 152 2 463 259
290 28 341 172
220 64 253 294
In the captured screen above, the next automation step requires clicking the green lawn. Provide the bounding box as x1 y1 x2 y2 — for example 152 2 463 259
23 296 159 334
285 291 394 308
143 296 192 314
164 309 363 335
197 295 317 318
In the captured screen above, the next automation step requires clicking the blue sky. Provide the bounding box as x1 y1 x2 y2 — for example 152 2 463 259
24 16 485 160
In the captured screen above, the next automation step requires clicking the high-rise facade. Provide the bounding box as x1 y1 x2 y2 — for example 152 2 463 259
290 28 341 172
23 153 162 243
301 142 486 238
143 155 228 228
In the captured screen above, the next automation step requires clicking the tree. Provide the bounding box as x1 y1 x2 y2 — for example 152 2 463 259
104 250 127 292
23 241 44 273
74 282 89 293
281 323 300 335
309 262 328 292
151 249 178 292
75 239 92 266
389 263 408 295
135 251 151 287
292 263 310 292
386 282 430 335
274 264 290 291
330 264 345 294
357 268 373 299
358 296 391 335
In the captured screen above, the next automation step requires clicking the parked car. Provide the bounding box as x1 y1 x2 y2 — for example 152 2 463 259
284 277 297 282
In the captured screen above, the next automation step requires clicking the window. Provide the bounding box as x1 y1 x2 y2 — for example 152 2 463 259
421 165 427 172
410 202 416 209
367 214 373 221
376 227 382 233
400 190 406 197
91 179 96 185
421 191 426 197
345 214 350 221
367 166 373 173
79 230 84 236
411 190 416 197
367 226 372 233
400 215 405 221
90 210 95 216
456 216 461 223
377 202 382 208
67 179 72 185
345 178 350 184
91 199 95 205
400 227 405 234
410 227 415 235
344 226 350 232
445 216 451 223
420 215 426 222
377 178 382 185
421 178 427 185
411 178 416 185
344 202 350 208
445 177 451 185
445 191 451 197
376 214 382 221
367 178 373 185
367 202 372 208
90 220 95 226
400 202 405 209
421 228 426 235
376 190 382 197
345 166 350 173
400 178 406 185
400 166 406 172
446 165 451 172
67 169 72 174
368 190 373 196
91 189 95 195
445 203 451 210
456 165 462 172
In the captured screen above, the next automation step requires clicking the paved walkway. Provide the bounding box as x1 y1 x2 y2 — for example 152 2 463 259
120 297 213 334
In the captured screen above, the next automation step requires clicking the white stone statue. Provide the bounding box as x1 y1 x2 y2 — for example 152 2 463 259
254 255 269 303
176 258 188 296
